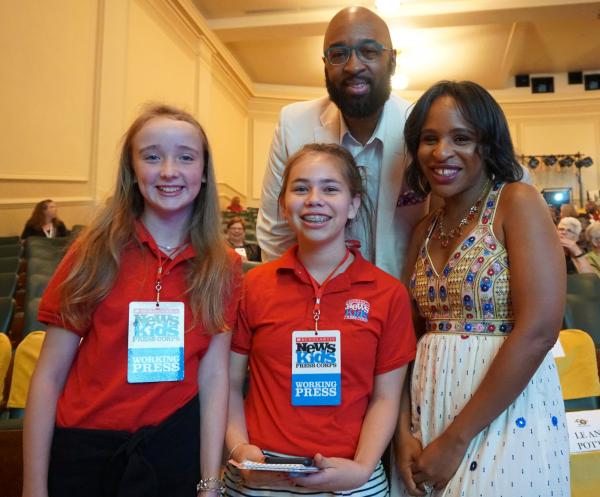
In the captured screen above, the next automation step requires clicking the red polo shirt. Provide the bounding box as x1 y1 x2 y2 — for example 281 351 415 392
39 221 241 431
232 246 415 458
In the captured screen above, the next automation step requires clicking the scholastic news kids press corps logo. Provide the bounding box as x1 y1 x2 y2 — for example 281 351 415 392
344 299 370 322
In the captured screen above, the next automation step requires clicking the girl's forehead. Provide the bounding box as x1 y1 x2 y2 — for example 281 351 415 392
289 152 347 178
134 117 203 147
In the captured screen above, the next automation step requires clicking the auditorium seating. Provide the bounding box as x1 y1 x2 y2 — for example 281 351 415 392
567 273 600 297
555 329 600 411
0 257 19 275
0 297 15 334
0 333 11 405
564 294 600 348
0 273 18 299
0 244 21 259
0 236 20 246
7 331 46 419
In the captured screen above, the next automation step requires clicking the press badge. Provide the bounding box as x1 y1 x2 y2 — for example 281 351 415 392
127 301 184 383
291 330 341 406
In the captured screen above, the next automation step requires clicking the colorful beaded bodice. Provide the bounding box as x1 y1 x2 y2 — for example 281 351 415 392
410 182 514 335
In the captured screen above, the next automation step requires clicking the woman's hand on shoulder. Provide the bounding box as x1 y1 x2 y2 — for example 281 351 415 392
290 453 372 491
394 434 425 496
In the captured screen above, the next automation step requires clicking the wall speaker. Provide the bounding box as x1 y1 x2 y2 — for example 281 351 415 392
584 74 600 91
515 74 530 87
531 76 554 94
568 71 583 84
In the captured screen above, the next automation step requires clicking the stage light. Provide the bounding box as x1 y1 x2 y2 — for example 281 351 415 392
575 156 594 168
559 156 574 168
528 156 540 169
543 155 557 166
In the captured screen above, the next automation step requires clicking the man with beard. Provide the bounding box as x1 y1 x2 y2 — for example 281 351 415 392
256 6 428 278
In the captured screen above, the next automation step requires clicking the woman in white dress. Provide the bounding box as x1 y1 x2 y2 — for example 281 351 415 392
394 81 570 497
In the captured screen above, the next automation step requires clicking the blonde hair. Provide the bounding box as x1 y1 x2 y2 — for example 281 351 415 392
560 203 578 218
60 104 234 333
558 216 582 237
586 221 600 246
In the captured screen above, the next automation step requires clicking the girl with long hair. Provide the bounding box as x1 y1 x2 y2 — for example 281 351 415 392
225 143 416 497
22 104 241 497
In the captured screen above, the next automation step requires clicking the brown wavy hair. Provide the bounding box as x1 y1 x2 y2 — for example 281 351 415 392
278 143 373 239
25 199 62 230
59 104 234 333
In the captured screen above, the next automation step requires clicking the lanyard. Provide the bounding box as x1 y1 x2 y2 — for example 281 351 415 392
154 242 187 307
300 249 350 333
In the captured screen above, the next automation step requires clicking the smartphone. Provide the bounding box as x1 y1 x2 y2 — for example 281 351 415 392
263 456 314 467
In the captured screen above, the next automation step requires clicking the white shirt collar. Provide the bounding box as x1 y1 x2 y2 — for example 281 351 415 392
338 108 386 148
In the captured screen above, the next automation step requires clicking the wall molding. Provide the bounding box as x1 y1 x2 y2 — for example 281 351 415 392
0 174 89 183
0 196 94 209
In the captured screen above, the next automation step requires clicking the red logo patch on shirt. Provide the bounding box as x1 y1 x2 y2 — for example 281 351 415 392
344 299 370 323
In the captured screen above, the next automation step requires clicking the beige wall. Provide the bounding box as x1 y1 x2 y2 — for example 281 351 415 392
0 0 99 235
247 90 600 209
0 0 251 235
503 98 600 206
1 0 600 236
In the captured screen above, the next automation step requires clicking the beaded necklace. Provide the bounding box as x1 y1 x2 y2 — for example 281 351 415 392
434 180 491 248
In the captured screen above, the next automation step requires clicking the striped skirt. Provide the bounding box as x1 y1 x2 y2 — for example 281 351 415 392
224 459 389 497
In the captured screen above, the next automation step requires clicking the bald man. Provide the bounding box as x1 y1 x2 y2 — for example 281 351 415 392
256 7 427 278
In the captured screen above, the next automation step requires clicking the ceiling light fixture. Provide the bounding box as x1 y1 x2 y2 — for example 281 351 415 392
575 156 594 168
392 73 409 90
375 0 402 15
559 156 574 168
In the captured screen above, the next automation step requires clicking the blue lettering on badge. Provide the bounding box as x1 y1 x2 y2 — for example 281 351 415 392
132 315 180 341
128 347 184 383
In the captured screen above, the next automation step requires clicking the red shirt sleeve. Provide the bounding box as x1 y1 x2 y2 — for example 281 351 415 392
374 282 416 374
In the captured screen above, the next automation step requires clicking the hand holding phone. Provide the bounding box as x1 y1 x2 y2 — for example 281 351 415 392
263 456 314 467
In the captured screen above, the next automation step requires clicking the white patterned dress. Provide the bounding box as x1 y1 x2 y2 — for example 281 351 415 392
395 182 570 497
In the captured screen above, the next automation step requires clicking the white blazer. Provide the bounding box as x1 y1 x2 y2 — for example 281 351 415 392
256 95 428 279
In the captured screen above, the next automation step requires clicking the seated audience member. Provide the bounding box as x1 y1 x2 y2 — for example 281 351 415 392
584 200 600 221
21 199 68 240
226 196 245 212
559 203 578 219
225 217 261 262
548 205 560 225
558 216 595 274
584 221 600 276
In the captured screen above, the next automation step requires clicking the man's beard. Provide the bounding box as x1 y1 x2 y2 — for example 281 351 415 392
325 63 393 118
